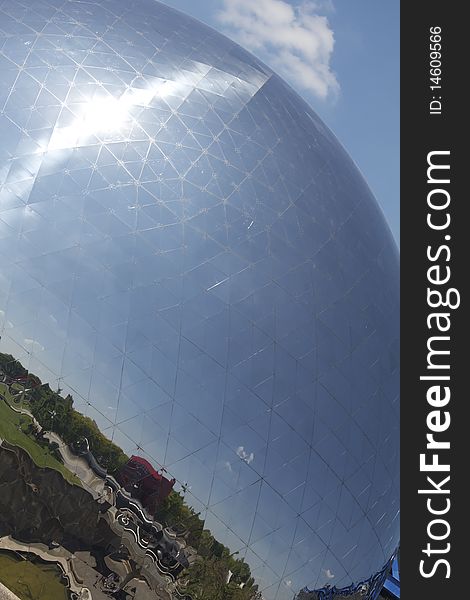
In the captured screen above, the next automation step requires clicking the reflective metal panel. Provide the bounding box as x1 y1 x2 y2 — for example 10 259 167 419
0 1 399 599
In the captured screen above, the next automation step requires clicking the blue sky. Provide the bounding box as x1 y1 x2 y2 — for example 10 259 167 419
161 0 400 244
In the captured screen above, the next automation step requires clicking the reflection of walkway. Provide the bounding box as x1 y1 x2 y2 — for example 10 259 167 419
0 581 21 600
0 536 91 599
0 387 105 499
43 432 108 500
2 400 40 429
1 384 104 494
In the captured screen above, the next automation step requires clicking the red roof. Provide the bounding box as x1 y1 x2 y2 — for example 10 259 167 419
129 455 163 481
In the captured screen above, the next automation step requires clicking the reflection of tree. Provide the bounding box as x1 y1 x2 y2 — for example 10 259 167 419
156 493 260 600
0 353 28 380
184 552 261 600
156 492 204 545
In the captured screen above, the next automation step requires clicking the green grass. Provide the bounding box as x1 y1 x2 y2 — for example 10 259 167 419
0 396 80 486
0 382 27 412
0 551 69 600
0 381 18 403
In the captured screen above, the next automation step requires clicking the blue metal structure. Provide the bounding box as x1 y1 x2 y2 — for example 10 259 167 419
298 552 396 600
382 556 400 598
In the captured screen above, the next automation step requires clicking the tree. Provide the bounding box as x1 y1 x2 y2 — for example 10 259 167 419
0 353 28 380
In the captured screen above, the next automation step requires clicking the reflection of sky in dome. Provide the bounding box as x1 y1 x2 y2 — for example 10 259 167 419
0 0 399 598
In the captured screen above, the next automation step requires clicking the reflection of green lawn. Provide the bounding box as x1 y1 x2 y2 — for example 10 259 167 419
0 396 80 486
0 381 18 403
0 551 69 600
0 382 27 412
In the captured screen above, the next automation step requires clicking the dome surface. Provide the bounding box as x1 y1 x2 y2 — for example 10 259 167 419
0 1 399 599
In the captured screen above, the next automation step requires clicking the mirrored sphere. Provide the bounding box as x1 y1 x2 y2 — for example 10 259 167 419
0 1 399 599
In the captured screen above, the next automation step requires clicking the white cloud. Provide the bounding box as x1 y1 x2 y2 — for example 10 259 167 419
236 445 254 464
217 0 338 99
24 338 45 352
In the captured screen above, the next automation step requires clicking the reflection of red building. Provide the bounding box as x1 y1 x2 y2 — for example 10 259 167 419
117 456 175 514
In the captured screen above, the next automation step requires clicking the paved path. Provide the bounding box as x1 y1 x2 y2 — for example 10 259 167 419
0 582 21 600
43 431 106 498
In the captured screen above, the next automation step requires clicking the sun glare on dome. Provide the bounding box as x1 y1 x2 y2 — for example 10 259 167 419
82 96 131 132
46 79 189 152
